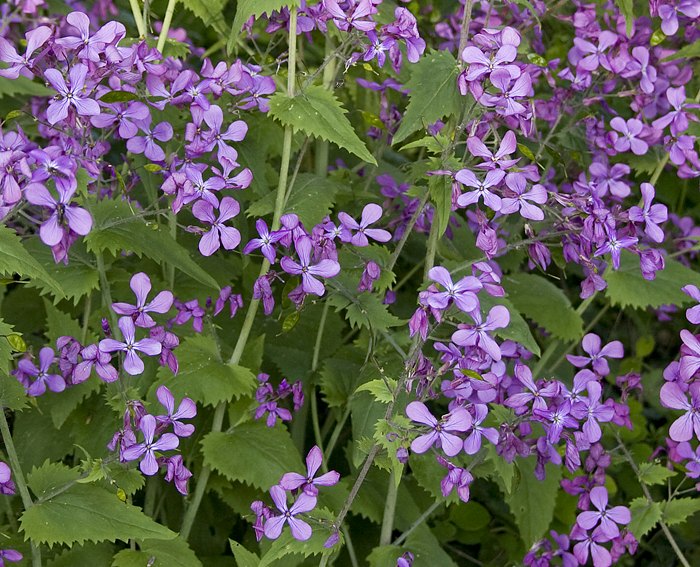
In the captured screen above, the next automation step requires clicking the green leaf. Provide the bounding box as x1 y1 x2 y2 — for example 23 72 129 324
614 0 635 35
327 289 402 333
100 90 138 103
662 41 700 61
27 461 81 500
0 76 53 98
355 378 396 404
663 497 700 526
112 538 202 567
478 293 541 357
47 543 115 567
319 346 366 407
483 443 516 495
247 173 344 228
0 371 28 411
605 250 700 309
178 0 228 35
153 335 256 407
43 299 82 345
405 525 458 567
392 50 463 144
0 226 65 300
202 421 303 490
269 85 376 165
429 175 453 238
505 458 561 546
258 521 336 567
230 540 260 567
505 273 584 342
20 483 176 546
628 497 662 538
85 199 219 291
638 462 677 486
229 0 298 48
368 546 404 567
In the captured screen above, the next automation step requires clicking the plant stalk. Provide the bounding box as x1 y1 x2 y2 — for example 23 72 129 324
156 0 177 54
128 0 147 37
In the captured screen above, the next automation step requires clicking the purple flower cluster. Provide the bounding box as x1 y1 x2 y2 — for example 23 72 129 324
254 373 304 427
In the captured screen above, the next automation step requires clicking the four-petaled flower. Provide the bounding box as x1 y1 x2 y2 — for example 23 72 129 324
279 445 340 496
99 316 162 375
426 266 482 313
660 381 700 442
576 486 631 539
45 63 100 125
122 414 179 476
263 485 317 541
112 272 174 328
338 203 392 247
406 401 472 457
155 385 197 437
280 236 340 296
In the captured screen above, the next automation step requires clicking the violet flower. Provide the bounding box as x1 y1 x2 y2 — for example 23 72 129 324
467 130 519 170
577 381 614 443
573 31 617 71
660 381 700 442
164 455 193 495
55 11 125 62
280 236 340 296
461 44 519 81
455 169 504 211
567 333 624 376
576 486 631 538
112 272 174 328
155 385 197 437
0 549 22 565
652 86 699 136
99 317 162 376
676 442 700 478
505 363 559 411
682 285 700 324
451 305 510 361
74 344 118 383
338 203 392 246
126 118 173 162
264 485 317 541
482 69 532 116
192 196 241 256
91 101 150 139
19 347 65 397
500 177 547 221
628 183 667 243
406 401 472 457
659 1 700 35
279 445 340 496
323 0 376 32
463 404 499 454
0 25 52 79
243 219 284 263
425 266 482 313
44 64 100 125
610 117 648 156
24 182 92 246
0 462 15 495
121 414 179 476
593 230 638 270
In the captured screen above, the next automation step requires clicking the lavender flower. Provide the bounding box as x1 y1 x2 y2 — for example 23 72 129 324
155 385 197 437
44 64 100 125
279 445 340 496
263 485 317 541
338 203 392 246
280 236 340 296
122 414 179 476
112 272 174 328
192 196 241 256
24 182 92 246
406 401 472 457
628 183 668 243
18 347 65 396
99 317 162 376
660 382 700 442
567 333 624 376
576 486 630 539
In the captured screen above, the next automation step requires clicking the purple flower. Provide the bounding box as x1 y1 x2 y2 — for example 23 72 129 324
74 344 118 383
126 118 173 162
467 130 519 170
676 442 700 478
164 455 193 495
24 182 93 246
112 272 174 328
0 462 15 495
44 64 100 125
451 305 510 361
573 31 617 72
0 25 52 79
192 197 241 256
682 285 700 324
406 401 472 457
338 203 391 246
264 485 317 541
461 44 519 81
652 86 699 136
323 0 376 32
505 364 559 411
680 329 700 379
610 118 648 156
201 105 248 166
571 525 612 567
481 69 532 116
280 236 340 296
55 11 125 62
279 445 340 496
0 549 22 565
593 230 638 270
91 101 150 139
535 400 579 444
577 381 614 443
99 317 162 376
455 169 504 211
628 183 668 243
576 486 631 539
566 333 624 376
437 456 474 502
500 177 547 221
121 414 179 476
659 1 700 35
426 266 482 313
243 219 284 263
463 404 499 454
155 385 196 437
19 347 65 397
660 381 700 442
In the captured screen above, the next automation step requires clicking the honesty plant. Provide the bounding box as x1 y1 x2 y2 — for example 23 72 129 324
0 0 698 566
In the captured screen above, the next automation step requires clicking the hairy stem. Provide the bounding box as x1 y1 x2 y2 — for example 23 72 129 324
0 410 41 567
128 0 147 37
379 471 399 545
156 0 177 54
180 10 299 541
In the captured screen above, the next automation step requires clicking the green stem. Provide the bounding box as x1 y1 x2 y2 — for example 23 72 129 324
423 215 440 278
81 292 92 345
95 251 118 334
0 410 41 567
128 0 147 37
324 405 350 463
167 210 177 289
393 500 442 546
180 10 299 542
379 471 399 545
156 0 176 54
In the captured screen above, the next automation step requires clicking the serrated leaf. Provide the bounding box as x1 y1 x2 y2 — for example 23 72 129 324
0 226 64 300
27 461 81 500
112 537 202 567
20 483 176 546
46 543 115 567
605 250 700 309
43 299 82 345
0 76 53 98
229 0 298 48
202 421 303 490
327 291 401 333
393 50 463 144
638 462 677 486
663 497 700 526
355 378 396 403
153 335 256 407
258 524 336 567
247 173 344 228
85 199 219 291
230 540 260 567
319 346 366 407
269 85 376 165
628 497 662 538
505 273 584 342
178 0 228 35
478 293 541 357
505 457 561 546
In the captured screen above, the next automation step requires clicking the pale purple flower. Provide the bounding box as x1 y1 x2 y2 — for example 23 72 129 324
73 344 118 383
589 162 631 199
24 182 92 246
660 381 700 442
577 381 615 443
593 230 638 270
652 86 699 136
280 236 340 296
202 105 248 166
659 1 700 35
628 183 667 243
451 305 510 361
455 169 504 211
99 317 162 376
571 526 612 567
500 176 547 221
467 130 519 170
505 363 559 411
126 118 173 162
576 486 631 539
121 414 179 476
610 117 648 155
91 101 150 139
426 266 482 313
19 347 65 397
55 11 125 62
44 64 100 125
676 442 700 478
406 401 472 457
574 31 618 72
0 25 52 79
567 333 624 376
164 455 192 495
323 0 376 32
112 272 174 328
682 284 700 324
461 44 519 81
155 385 196 437
437 456 474 502
264 485 317 541
279 445 340 496
338 203 391 246
192 197 241 256
626 47 657 94
463 404 499 454
0 462 15 495
0 549 22 565
482 69 532 116
534 400 578 444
